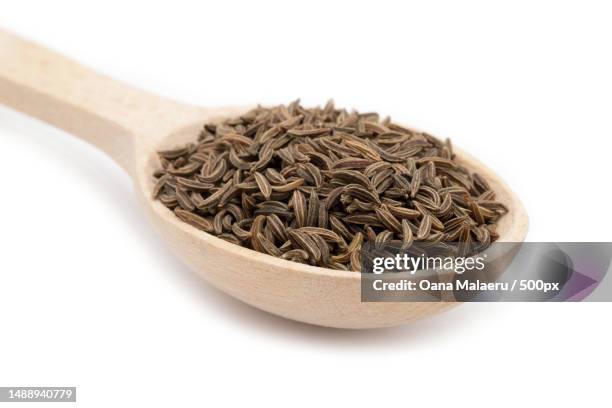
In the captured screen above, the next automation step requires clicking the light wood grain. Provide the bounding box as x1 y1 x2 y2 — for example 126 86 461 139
0 29 528 328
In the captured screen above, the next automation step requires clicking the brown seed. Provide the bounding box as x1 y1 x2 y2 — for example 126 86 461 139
159 146 190 160
343 184 380 203
344 139 381 161
325 186 345 209
374 205 402 233
350 251 361 272
174 208 213 233
470 201 485 225
256 233 282 257
287 127 332 137
364 225 377 242
417 214 432 240
332 157 374 170
410 169 421 198
152 174 170 198
297 227 345 247
281 249 309 261
292 190 307 227
176 177 215 192
288 229 321 262
271 178 305 192
254 201 291 218
253 171 272 200
229 149 252 170
345 213 384 227
317 199 329 229
167 161 201 176
175 187 195 211
211 210 226 235
306 189 319 227
231 223 251 241
304 163 323 188
401 219 414 249
330 170 371 188
374 229 393 249
312 234 331 264
159 193 178 207
347 232 364 253
387 206 421 219
198 159 227 183
266 214 288 242
329 215 352 241
250 215 267 252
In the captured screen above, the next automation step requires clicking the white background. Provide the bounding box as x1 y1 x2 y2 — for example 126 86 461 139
1 1 611 407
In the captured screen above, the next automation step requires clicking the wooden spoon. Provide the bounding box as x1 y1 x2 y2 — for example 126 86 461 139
0 30 528 328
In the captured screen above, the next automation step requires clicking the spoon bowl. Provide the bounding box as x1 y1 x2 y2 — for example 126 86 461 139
0 30 528 328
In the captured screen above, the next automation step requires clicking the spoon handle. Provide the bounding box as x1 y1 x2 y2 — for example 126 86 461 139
0 29 202 173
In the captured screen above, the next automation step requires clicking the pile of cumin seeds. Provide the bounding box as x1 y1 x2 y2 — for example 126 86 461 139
152 100 508 271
